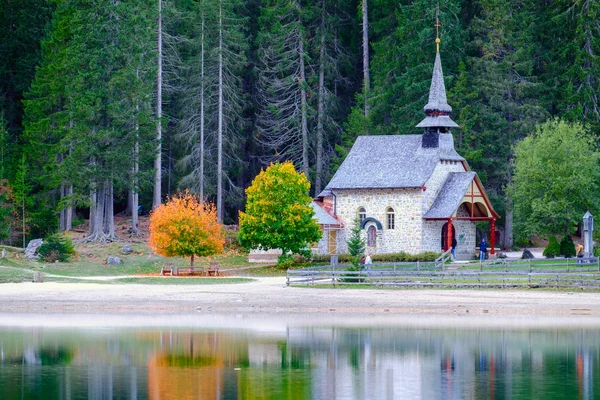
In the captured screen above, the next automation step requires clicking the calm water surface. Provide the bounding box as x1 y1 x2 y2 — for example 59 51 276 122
0 318 599 399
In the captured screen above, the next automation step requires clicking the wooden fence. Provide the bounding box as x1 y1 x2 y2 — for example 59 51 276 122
287 262 600 289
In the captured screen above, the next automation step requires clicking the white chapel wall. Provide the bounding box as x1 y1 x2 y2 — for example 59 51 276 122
333 188 422 254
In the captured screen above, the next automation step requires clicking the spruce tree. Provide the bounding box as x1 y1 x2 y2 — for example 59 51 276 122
347 217 365 269
458 0 546 247
177 0 249 222
256 0 313 177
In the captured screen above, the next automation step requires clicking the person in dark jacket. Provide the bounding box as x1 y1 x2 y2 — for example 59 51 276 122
451 237 457 260
479 238 487 261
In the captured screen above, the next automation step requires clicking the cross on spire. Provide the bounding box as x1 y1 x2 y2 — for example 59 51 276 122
435 5 441 52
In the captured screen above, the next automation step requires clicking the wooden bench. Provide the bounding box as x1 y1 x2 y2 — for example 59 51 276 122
176 265 204 276
207 262 220 276
161 263 174 276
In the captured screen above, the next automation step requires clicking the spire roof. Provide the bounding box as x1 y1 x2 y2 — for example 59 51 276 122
416 50 458 129
424 52 452 114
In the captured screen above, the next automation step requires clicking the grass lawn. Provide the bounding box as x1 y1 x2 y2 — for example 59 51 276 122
0 239 275 282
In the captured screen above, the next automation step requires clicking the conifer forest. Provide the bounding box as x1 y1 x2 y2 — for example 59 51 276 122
0 0 599 245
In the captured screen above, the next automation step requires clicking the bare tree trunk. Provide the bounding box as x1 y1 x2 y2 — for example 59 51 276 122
505 209 513 249
298 28 309 177
89 188 96 236
65 185 73 231
86 183 105 242
132 143 139 233
104 181 115 240
362 0 370 130
153 0 163 209
217 1 224 221
60 183 66 232
60 184 73 231
315 0 326 195
200 4 205 201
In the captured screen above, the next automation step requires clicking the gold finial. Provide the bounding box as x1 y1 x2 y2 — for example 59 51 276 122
435 5 440 52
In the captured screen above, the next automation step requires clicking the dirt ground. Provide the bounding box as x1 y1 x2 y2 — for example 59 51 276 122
1 277 600 328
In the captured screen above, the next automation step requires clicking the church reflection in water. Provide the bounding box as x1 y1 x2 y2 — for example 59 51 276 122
1 325 598 399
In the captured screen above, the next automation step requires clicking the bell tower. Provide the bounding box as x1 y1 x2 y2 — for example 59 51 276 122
417 11 458 148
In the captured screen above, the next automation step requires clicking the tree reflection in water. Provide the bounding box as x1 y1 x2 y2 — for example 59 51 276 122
0 325 598 399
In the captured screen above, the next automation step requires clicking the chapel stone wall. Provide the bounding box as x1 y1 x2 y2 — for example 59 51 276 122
333 188 422 254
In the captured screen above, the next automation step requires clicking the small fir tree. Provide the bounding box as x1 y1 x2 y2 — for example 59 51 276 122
559 235 576 258
347 217 365 269
239 162 321 265
543 236 560 258
38 233 76 262
149 191 225 266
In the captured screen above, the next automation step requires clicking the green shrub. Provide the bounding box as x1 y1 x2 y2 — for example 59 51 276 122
38 234 76 262
543 236 560 258
559 235 576 258
312 251 439 264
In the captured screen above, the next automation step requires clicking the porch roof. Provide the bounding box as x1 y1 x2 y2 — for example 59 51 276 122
424 172 476 219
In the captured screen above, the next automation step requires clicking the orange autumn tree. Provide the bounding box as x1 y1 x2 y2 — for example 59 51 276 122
149 191 225 266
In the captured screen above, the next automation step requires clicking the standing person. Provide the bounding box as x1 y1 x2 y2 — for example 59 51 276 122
479 237 487 261
365 253 372 270
360 254 366 269
452 237 457 260
577 243 584 257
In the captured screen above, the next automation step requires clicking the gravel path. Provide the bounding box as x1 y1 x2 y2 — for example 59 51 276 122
1 277 600 326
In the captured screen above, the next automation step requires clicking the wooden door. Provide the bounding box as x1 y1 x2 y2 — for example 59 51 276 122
328 230 337 255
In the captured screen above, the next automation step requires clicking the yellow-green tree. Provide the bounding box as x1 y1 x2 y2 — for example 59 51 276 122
239 162 321 264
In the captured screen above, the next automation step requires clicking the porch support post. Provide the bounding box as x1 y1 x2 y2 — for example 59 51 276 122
490 219 496 255
447 218 453 252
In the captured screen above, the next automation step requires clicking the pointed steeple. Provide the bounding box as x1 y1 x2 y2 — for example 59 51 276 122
423 52 452 114
416 26 458 131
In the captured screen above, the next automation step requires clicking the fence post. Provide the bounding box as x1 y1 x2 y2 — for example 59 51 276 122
529 258 532 273
480 259 482 272
567 258 569 273
286 270 289 286
332 263 335 288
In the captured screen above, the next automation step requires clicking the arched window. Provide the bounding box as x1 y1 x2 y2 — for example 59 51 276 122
358 207 366 224
386 207 395 229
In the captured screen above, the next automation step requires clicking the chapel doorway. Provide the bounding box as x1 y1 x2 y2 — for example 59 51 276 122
367 225 377 248
441 223 456 251
328 230 338 255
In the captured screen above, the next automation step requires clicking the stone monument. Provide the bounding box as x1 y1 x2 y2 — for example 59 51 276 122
578 211 596 264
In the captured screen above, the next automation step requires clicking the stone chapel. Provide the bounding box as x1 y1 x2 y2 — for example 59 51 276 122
311 42 499 260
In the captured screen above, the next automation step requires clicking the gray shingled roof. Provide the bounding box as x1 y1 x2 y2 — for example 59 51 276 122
423 52 452 113
423 172 476 219
311 202 341 226
416 115 459 128
319 134 464 194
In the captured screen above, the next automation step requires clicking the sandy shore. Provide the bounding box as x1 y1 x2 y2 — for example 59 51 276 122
1 277 600 327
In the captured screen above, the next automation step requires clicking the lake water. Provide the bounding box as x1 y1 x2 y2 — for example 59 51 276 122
1 316 599 399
